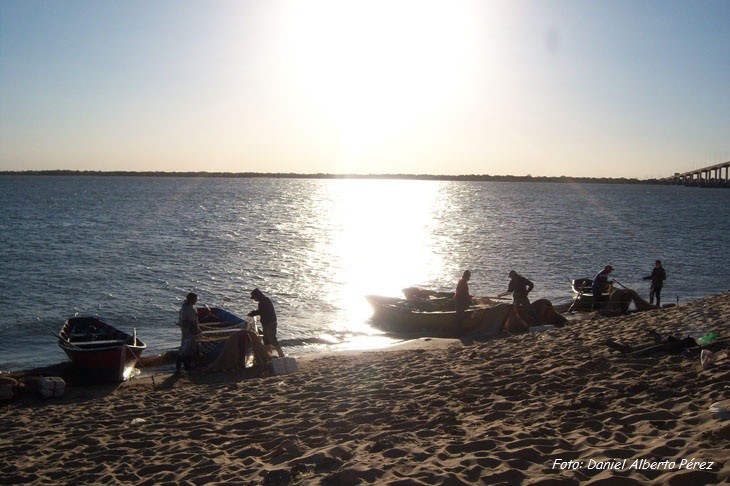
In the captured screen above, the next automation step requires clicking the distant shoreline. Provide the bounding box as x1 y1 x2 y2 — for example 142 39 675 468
0 170 666 185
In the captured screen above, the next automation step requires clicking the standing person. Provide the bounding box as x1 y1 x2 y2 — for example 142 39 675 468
454 270 472 330
248 288 285 358
497 270 537 320
643 259 667 306
177 292 201 373
591 265 614 309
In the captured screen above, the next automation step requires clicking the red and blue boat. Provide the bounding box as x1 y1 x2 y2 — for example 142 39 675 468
196 307 250 365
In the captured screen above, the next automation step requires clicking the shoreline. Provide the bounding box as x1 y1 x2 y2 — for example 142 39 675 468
1 292 729 484
0 335 462 382
0 169 674 185
0 290 688 376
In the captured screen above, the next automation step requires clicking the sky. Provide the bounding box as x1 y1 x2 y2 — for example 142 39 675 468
0 0 728 178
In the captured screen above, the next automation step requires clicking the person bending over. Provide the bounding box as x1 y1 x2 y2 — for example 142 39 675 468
498 270 538 321
248 288 285 358
454 270 473 330
591 265 614 309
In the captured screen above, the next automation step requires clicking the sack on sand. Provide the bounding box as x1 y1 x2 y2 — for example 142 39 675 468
0 377 17 401
531 299 568 325
504 308 529 335
206 330 271 374
206 331 248 372
601 289 657 315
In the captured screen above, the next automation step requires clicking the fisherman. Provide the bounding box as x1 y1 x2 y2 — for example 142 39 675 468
176 292 202 373
497 270 538 321
454 270 472 330
248 288 285 358
643 259 667 306
591 265 614 309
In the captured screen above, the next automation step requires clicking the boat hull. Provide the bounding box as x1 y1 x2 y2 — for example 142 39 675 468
570 278 612 311
59 317 146 382
196 307 250 365
569 294 601 311
366 295 510 338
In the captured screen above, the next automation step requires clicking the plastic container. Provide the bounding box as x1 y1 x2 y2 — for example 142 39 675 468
709 401 730 419
698 331 719 345
39 376 66 398
270 357 298 375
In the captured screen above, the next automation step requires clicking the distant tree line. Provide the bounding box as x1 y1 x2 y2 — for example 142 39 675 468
0 169 670 184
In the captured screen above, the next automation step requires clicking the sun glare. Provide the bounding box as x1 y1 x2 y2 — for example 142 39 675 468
317 179 448 331
284 1 481 170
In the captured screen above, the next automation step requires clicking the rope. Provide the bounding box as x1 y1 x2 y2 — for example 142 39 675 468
128 346 145 370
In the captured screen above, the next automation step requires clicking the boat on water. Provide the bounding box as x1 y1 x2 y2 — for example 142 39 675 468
57 316 147 382
196 307 251 365
365 294 510 338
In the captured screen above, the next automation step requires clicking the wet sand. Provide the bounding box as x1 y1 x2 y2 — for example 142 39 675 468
1 292 729 485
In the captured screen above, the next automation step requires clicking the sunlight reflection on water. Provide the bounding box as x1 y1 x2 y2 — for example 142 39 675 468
0 176 728 370
317 180 450 331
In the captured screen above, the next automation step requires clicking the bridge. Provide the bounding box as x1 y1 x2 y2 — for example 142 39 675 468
667 160 730 187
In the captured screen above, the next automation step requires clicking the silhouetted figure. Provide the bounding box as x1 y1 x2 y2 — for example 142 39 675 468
248 288 284 358
454 270 472 330
177 292 201 372
498 270 538 321
591 265 614 309
643 259 667 306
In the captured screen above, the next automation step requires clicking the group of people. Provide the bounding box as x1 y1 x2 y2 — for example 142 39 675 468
175 288 283 372
454 269 538 328
177 261 668 368
454 259 667 327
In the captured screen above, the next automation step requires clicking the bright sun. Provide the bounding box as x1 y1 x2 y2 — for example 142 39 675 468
282 0 483 170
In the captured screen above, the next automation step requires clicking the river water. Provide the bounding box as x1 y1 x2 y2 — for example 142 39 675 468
1 176 728 371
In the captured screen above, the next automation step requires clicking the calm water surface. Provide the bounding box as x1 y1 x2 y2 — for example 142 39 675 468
1 176 728 371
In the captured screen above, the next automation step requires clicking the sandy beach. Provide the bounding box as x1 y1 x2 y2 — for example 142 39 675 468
2 292 729 485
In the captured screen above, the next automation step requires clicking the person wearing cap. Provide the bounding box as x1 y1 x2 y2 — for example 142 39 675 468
176 292 202 372
248 288 285 358
591 265 614 309
454 270 473 330
497 270 537 321
643 259 667 306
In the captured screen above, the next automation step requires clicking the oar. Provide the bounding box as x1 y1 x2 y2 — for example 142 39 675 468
612 279 630 290
567 285 582 313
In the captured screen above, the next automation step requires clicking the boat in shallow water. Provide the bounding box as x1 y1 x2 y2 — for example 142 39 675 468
57 316 146 382
365 294 510 338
